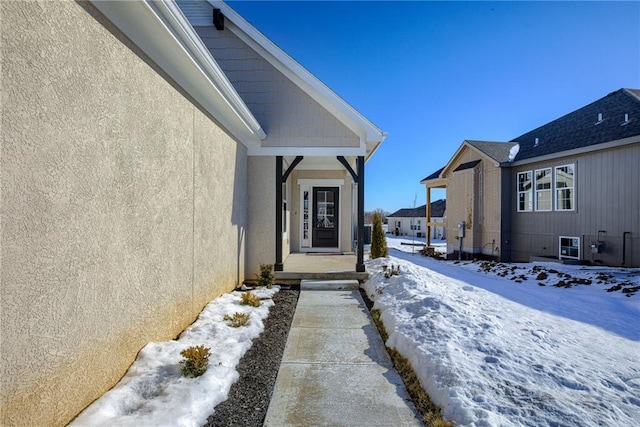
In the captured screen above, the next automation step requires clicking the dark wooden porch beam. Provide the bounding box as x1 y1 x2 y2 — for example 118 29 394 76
283 156 303 182
275 156 283 271
356 156 365 272
275 156 303 272
337 156 357 181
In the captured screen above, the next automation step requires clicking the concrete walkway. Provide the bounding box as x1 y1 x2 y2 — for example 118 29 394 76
264 281 422 426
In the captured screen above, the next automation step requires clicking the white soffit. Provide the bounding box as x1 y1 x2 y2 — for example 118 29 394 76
91 0 266 147
206 1 386 151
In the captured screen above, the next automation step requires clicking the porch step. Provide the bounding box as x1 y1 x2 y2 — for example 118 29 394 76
300 279 360 291
275 271 369 284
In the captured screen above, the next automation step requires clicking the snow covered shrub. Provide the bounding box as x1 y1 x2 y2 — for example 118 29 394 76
370 211 388 259
223 312 250 327
241 291 261 307
384 264 400 278
180 345 210 378
256 263 275 288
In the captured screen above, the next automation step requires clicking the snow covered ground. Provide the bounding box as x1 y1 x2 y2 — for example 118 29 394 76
367 236 640 426
70 287 279 427
72 235 640 427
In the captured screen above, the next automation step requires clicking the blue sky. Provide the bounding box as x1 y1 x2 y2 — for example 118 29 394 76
227 1 640 212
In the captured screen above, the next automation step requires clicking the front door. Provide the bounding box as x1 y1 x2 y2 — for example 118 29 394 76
312 187 339 248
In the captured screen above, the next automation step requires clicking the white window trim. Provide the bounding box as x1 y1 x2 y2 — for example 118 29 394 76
534 167 552 212
559 236 580 260
297 179 344 252
517 171 533 212
554 164 575 211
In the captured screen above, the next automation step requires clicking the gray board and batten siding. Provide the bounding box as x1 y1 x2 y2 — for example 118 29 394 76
506 89 640 266
508 143 640 266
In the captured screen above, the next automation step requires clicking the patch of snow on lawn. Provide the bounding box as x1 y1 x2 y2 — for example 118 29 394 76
363 252 640 427
70 287 278 427
385 234 447 254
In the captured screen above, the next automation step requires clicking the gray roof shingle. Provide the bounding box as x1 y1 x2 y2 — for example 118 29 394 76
510 88 640 162
421 166 444 182
388 199 446 218
466 140 518 163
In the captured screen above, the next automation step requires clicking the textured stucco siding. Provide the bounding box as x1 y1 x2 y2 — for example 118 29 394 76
247 156 277 275
193 25 360 148
1 2 246 426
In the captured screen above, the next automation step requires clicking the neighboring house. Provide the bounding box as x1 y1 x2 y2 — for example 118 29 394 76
421 88 640 267
1 1 385 425
387 199 446 239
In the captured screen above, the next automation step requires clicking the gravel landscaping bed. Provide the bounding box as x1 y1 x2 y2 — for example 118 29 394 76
204 287 299 427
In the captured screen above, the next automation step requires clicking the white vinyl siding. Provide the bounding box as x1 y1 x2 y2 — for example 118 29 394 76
535 168 552 211
555 164 575 211
517 171 533 212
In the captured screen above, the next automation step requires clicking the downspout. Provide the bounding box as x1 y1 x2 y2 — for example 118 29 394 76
622 232 631 266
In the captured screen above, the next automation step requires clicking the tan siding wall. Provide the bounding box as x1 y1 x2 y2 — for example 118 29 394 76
479 160 502 257
193 26 360 149
510 143 640 266
444 147 502 257
1 2 246 425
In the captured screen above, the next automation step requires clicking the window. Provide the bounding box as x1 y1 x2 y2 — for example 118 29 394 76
559 236 580 259
535 168 552 211
555 164 574 211
517 171 533 212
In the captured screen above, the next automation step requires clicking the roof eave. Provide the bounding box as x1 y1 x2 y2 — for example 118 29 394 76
508 134 640 167
91 0 266 147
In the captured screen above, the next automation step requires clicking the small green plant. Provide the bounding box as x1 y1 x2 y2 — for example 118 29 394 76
223 312 250 327
255 263 275 288
384 264 401 278
370 211 389 259
241 291 261 307
180 345 210 378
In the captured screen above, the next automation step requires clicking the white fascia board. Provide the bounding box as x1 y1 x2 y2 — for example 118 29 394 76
207 1 385 145
91 0 266 147
440 140 470 176
247 146 367 157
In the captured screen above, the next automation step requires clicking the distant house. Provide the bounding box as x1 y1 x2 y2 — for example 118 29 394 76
387 200 446 239
1 1 385 425
422 88 640 266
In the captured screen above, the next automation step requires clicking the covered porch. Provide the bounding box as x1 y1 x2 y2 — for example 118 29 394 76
274 252 370 285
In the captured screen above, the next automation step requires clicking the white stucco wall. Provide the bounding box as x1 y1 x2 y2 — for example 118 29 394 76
1 2 247 425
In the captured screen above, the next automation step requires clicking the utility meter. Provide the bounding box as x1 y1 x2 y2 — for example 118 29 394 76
458 221 466 238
